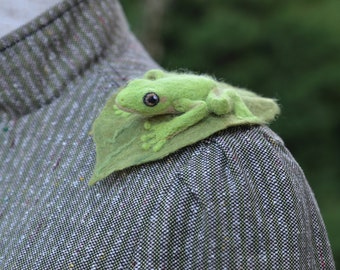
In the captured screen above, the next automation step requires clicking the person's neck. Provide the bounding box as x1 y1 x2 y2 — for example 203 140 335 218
0 0 62 37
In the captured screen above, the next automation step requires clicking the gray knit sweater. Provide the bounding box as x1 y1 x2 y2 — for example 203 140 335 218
0 0 335 269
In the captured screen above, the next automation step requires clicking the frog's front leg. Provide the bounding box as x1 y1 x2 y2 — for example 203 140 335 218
207 85 258 120
141 99 209 151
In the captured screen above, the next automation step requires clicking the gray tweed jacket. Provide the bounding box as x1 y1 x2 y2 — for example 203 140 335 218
0 0 335 269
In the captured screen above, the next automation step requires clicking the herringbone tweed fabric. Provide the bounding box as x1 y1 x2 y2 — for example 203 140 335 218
0 0 335 269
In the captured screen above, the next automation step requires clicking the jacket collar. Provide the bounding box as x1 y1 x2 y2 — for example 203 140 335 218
0 0 130 118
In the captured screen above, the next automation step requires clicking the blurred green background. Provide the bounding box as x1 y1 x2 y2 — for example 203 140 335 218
121 0 340 265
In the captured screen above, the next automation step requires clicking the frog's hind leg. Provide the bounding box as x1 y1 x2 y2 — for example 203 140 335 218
207 85 257 119
206 85 233 115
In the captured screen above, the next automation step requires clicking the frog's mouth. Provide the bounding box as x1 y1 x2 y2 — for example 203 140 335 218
115 102 137 114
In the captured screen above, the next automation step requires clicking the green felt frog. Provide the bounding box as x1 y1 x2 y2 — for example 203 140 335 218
115 69 259 152
89 69 279 184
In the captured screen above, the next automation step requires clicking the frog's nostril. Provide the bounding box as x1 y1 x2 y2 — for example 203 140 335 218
117 95 124 103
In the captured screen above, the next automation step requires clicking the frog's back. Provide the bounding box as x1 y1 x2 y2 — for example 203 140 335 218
155 73 216 101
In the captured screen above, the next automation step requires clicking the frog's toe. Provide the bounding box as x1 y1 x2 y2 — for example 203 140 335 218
142 142 151 150
140 131 167 152
141 133 155 142
144 121 152 130
152 139 166 152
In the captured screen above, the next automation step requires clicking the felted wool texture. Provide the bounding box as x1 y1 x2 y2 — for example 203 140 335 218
112 69 274 153
0 0 335 269
90 80 280 185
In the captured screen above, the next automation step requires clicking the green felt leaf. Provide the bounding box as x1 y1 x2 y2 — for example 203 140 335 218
89 90 279 185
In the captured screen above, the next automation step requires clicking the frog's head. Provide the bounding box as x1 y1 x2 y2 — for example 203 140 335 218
115 78 174 116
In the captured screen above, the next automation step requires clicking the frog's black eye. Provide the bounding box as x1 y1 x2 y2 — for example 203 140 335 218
143 92 159 107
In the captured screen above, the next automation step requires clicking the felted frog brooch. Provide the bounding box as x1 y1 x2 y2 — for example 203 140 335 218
114 69 259 152
89 69 279 185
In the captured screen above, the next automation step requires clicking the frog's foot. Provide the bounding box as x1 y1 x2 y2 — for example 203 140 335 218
141 124 170 152
233 103 260 121
113 105 131 117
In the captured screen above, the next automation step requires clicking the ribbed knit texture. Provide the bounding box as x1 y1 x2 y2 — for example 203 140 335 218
0 0 335 269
